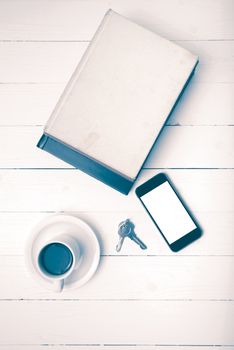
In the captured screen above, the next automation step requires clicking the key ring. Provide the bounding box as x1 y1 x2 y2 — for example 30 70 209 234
118 219 132 236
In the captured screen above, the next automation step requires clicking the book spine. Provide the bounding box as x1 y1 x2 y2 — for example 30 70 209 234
45 9 114 132
37 134 49 149
37 133 133 195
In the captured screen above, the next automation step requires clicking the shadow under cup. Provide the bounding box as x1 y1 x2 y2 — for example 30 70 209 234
39 242 73 276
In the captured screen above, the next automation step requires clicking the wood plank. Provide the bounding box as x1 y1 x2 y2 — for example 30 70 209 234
0 211 233 256
0 41 233 83
179 40 234 84
0 169 233 213
0 256 233 300
167 82 234 126
2 348 233 350
145 125 234 168
0 83 65 126
0 0 233 41
3 347 232 350
0 126 233 169
0 301 233 344
0 126 70 168
0 42 88 83
0 82 233 126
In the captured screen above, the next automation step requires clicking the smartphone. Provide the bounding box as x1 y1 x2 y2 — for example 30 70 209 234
135 173 202 252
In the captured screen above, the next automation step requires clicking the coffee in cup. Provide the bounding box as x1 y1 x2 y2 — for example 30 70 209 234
39 242 73 276
37 234 81 292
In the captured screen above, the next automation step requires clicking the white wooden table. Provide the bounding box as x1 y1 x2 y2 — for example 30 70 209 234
0 1 233 349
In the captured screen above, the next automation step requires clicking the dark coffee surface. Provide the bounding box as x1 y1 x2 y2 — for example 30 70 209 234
39 243 73 276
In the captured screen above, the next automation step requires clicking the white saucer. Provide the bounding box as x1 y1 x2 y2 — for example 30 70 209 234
25 214 100 291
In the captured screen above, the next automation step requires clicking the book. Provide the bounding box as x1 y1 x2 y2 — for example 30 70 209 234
37 9 198 195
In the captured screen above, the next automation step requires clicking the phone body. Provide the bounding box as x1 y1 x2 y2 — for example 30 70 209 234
135 173 202 252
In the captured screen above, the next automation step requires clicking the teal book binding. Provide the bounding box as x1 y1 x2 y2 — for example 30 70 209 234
37 134 133 194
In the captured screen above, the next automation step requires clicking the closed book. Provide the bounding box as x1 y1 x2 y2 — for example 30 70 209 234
37 9 198 194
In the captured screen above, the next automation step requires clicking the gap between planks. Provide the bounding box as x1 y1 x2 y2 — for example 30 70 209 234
1 346 233 349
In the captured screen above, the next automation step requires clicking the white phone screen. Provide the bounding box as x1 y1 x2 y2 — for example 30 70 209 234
141 181 197 244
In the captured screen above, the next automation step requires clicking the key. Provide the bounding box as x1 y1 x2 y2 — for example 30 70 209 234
116 236 125 252
125 220 147 250
116 219 132 252
129 231 147 250
116 219 147 251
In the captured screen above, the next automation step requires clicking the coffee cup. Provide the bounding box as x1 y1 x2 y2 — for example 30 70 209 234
36 234 81 292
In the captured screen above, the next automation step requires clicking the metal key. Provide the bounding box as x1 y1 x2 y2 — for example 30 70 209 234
116 219 132 252
127 220 147 250
116 219 147 251
129 230 147 250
